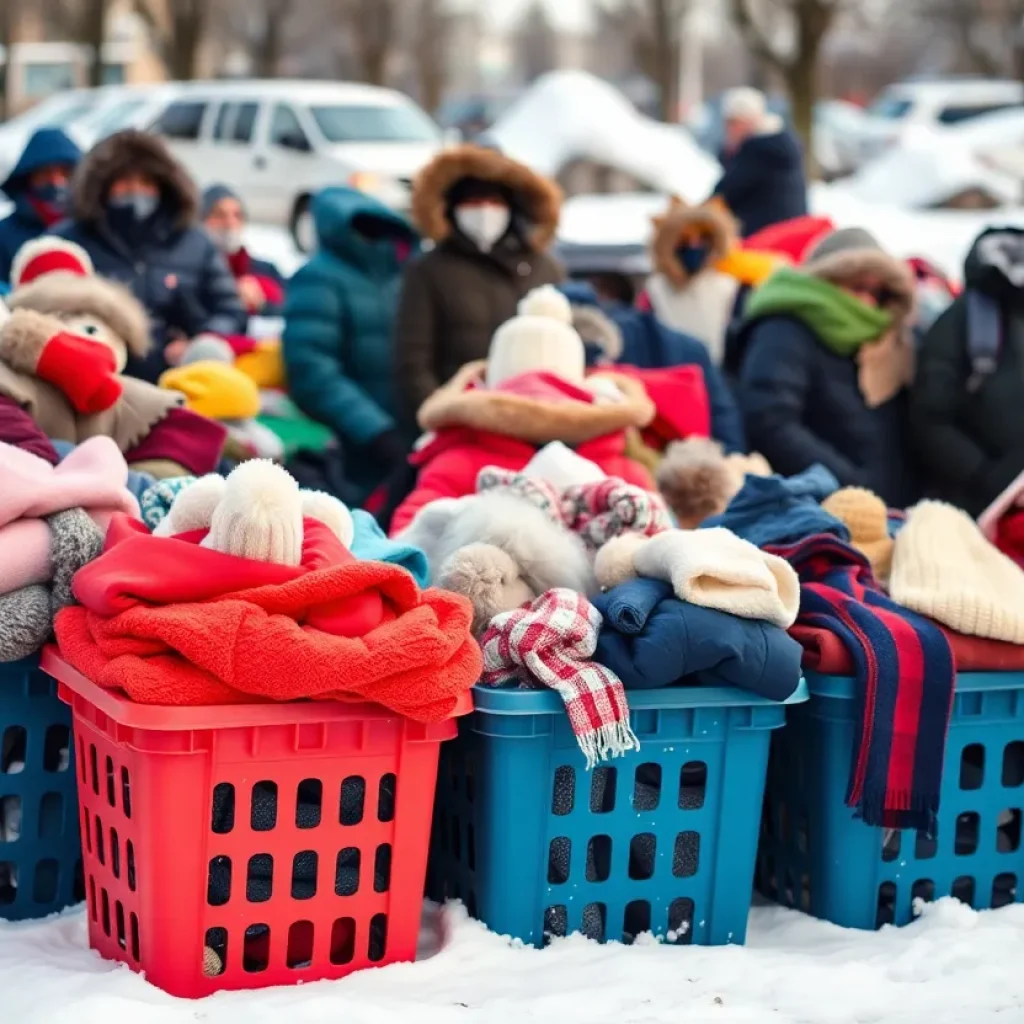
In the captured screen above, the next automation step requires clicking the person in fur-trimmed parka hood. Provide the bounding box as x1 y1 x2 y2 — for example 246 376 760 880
52 130 245 382
645 196 780 367
394 143 565 422
0 236 225 478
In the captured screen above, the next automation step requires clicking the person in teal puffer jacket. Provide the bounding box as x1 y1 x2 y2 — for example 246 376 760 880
283 186 419 496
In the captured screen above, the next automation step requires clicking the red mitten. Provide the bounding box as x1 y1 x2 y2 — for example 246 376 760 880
35 332 123 414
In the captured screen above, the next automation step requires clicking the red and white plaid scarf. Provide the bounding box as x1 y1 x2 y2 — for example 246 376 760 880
480 588 639 767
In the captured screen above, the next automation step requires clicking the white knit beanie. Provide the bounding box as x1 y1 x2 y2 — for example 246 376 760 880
722 86 768 123
890 500 1024 643
203 460 303 565
485 285 586 388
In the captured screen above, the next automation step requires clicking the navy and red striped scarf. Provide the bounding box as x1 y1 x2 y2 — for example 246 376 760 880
768 534 955 832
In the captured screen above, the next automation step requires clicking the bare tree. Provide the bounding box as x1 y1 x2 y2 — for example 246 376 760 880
41 0 110 85
215 0 297 77
917 0 1024 81
0 0 12 120
730 0 850 176
634 0 689 122
133 0 210 80
339 0 403 85
414 0 449 113
514 1 559 84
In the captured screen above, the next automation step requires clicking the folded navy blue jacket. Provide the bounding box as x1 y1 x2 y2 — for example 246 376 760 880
593 578 802 701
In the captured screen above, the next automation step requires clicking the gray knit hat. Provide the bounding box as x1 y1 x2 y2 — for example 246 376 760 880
807 227 883 262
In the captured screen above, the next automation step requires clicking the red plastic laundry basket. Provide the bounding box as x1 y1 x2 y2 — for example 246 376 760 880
41 648 470 998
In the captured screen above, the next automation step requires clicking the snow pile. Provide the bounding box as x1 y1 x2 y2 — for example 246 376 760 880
3 899 1024 1022
490 70 721 203
846 125 1021 209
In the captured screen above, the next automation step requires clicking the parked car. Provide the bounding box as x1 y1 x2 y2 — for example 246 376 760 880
853 78 1024 165
150 79 444 250
71 83 186 148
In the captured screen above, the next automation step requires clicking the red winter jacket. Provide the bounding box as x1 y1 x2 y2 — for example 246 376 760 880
390 365 656 534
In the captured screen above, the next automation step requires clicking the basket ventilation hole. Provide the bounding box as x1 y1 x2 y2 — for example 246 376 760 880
547 837 571 884
291 850 318 900
105 757 116 808
42 726 70 773
110 827 121 879
1 727 26 775
243 924 270 973
679 761 707 809
250 782 278 832
377 774 396 823
246 853 273 903
668 897 694 944
581 902 606 941
121 768 132 819
543 905 567 945
875 881 896 928
374 844 392 894
287 920 314 969
992 873 1018 910
623 900 650 944
915 828 938 860
1003 743 1024 787
955 812 980 856
94 815 105 866
590 767 616 813
340 776 365 826
673 831 700 878
115 900 127 951
628 833 656 880
335 847 360 896
203 928 227 976
211 783 234 834
952 876 976 907
126 840 136 892
997 809 1022 853
552 765 575 816
296 779 322 829
368 914 388 962
910 879 935 915
207 856 232 906
960 744 985 790
330 918 356 965
586 835 612 882
882 830 901 862
0 795 21 844
101 888 111 937
89 745 98 795
633 763 661 811
130 912 140 961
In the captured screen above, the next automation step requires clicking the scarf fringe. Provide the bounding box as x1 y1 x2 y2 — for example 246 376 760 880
856 783 939 833
578 719 641 770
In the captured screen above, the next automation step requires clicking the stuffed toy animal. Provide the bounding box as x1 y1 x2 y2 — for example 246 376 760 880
0 238 225 478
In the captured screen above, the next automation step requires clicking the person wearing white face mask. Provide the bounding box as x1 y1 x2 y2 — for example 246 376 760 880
202 184 286 316
51 131 246 382
394 143 565 423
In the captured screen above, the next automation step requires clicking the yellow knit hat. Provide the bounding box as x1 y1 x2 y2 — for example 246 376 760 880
235 341 285 390
890 500 1024 643
160 361 261 421
822 487 893 582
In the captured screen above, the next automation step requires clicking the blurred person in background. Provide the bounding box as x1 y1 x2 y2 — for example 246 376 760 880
394 143 564 423
202 184 286 317
52 131 245 381
0 128 82 282
911 228 1024 516
713 87 807 238
283 186 419 501
736 228 921 507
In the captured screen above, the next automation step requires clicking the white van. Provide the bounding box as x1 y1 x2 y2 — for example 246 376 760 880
151 80 443 250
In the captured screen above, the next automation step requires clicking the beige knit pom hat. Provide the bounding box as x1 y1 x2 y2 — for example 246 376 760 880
890 500 1024 643
822 487 893 583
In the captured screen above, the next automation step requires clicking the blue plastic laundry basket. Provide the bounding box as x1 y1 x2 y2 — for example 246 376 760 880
758 671 1024 929
0 655 82 920
429 682 807 946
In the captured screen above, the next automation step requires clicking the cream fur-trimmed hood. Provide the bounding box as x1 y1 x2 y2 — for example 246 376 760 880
417 362 656 446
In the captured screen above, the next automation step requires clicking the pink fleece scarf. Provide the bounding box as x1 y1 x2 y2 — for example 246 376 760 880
0 438 138 597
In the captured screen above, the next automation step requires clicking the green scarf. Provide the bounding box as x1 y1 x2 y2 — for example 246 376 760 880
744 267 893 357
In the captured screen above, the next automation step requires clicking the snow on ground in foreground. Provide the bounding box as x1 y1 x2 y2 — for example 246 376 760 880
4 898 1023 1023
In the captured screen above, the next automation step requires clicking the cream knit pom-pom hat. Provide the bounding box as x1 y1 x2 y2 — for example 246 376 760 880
203 460 303 565
890 500 1024 643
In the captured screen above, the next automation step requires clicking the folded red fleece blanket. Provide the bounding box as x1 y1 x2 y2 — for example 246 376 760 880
792 623 1024 674
55 514 481 720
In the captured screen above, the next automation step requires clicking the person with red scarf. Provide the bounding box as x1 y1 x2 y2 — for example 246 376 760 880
201 184 286 315
0 128 81 283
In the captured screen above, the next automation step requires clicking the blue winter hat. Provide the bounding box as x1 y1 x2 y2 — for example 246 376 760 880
201 183 246 220
1 127 81 196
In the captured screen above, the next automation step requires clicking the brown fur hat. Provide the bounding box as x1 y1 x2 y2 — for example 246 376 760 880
651 196 739 287
803 228 916 325
411 144 562 250
69 129 198 229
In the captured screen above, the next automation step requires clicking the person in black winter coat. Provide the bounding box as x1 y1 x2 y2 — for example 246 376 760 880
737 228 921 508
911 227 1024 516
52 131 245 381
713 88 808 239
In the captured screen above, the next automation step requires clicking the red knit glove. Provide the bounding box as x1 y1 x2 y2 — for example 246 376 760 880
35 332 123 414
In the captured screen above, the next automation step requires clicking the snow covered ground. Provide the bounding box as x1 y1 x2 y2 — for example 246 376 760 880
4 898 1023 1022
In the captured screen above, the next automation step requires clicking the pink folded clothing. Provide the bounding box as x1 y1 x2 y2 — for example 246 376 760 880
0 519 52 595
0 436 139 529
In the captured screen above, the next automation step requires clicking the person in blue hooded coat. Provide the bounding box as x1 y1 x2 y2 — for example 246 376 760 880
282 186 419 498
0 128 81 282
713 88 807 238
560 278 746 453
